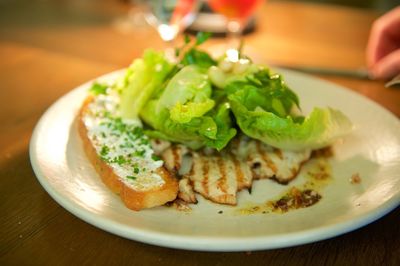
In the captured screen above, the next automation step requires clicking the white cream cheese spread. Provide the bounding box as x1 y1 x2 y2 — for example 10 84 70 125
82 90 165 191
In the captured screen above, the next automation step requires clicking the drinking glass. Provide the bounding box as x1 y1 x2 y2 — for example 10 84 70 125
145 0 199 57
207 0 262 60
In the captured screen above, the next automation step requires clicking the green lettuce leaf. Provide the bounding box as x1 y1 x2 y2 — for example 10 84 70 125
156 65 215 122
181 49 216 68
229 89 353 151
225 69 300 117
141 99 235 150
208 63 259 89
89 82 108 95
204 102 237 150
119 49 173 119
139 65 237 150
176 32 216 69
170 99 215 123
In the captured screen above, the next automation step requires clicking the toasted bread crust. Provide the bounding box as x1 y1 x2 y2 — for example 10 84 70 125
78 96 178 211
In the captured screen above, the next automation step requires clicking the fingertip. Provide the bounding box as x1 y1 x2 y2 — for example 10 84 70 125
369 63 392 80
368 66 381 80
369 49 400 80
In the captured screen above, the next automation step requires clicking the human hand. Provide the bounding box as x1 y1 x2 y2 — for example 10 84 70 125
366 6 400 80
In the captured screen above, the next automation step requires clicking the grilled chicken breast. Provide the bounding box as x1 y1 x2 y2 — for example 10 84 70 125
156 135 312 205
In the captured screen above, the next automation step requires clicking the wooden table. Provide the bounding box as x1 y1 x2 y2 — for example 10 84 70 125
1 0 399 265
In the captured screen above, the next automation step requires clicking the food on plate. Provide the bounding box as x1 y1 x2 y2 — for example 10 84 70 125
78 96 178 211
78 33 352 211
350 173 361 184
157 135 312 205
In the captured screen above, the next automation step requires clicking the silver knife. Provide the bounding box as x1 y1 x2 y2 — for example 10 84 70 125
273 65 371 80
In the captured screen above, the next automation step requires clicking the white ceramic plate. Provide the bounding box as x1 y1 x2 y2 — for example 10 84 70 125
30 69 400 251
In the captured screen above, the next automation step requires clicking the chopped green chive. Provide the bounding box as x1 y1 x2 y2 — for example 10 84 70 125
134 149 145 157
151 154 161 161
89 82 108 95
140 138 150 145
100 145 109 156
111 155 126 165
133 167 140 174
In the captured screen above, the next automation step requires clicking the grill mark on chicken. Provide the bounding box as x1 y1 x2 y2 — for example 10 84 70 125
161 145 190 175
172 146 180 170
230 153 246 190
256 141 277 174
201 155 210 196
178 178 197 203
216 157 228 194
274 148 284 160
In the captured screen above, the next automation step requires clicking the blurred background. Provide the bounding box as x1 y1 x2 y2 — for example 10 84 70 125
1 0 396 79
1 0 397 35
1 0 398 74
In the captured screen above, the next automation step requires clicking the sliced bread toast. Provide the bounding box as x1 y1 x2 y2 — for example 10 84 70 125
78 96 178 211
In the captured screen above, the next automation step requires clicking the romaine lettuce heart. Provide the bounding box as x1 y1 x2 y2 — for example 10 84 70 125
119 49 173 119
229 91 353 151
140 99 236 150
115 38 352 152
156 65 215 122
